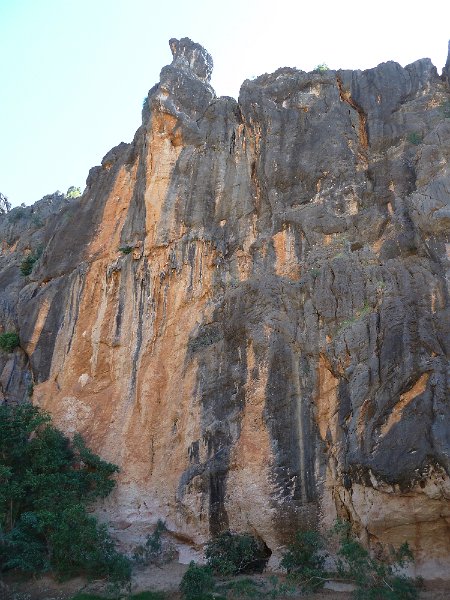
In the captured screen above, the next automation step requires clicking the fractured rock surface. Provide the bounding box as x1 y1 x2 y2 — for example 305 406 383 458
1 38 449 577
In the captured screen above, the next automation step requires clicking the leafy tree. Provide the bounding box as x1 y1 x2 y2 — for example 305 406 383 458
0 404 130 584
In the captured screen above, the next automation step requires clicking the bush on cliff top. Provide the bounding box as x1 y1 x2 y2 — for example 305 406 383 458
0 403 130 584
66 186 82 199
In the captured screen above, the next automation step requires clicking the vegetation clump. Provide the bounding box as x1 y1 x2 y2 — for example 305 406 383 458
280 529 327 592
0 404 130 585
315 63 329 73
20 254 36 276
205 531 270 576
66 186 82 199
0 403 421 600
0 332 20 353
216 577 264 598
119 246 133 255
133 519 176 566
407 132 422 145
179 561 216 600
333 520 420 600
7 205 27 223
20 246 43 276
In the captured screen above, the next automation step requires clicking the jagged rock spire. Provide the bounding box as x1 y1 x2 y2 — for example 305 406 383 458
169 37 213 83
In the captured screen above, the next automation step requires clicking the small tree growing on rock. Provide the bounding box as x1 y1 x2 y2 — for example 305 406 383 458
0 332 20 353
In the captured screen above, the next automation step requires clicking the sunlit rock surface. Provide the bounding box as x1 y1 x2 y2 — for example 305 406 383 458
1 37 449 578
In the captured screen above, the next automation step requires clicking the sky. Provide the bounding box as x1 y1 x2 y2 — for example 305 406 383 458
0 0 448 207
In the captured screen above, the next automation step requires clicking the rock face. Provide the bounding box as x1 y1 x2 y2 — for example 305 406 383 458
1 38 449 577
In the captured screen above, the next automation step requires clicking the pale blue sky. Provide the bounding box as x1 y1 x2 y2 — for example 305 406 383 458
1 0 448 207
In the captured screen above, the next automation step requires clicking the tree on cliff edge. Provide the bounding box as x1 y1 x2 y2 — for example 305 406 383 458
0 404 130 583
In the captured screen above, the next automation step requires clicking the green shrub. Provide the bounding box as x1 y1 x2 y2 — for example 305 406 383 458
0 404 130 584
407 132 422 145
265 575 296 599
334 520 419 600
133 519 175 565
205 531 270 576
0 332 20 353
315 63 329 73
179 561 215 600
20 255 36 276
276 522 420 599
7 206 27 223
31 215 44 228
20 246 43 276
119 246 133 255
66 186 82 199
338 301 372 332
280 530 327 592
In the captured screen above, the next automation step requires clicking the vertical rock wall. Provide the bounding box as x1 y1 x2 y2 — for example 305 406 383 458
1 38 449 577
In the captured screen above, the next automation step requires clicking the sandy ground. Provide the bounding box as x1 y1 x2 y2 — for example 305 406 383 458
2 562 449 599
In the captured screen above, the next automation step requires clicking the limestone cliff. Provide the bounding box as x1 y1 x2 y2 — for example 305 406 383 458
1 38 449 578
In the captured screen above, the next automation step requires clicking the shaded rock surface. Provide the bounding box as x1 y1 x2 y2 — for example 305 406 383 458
1 37 449 578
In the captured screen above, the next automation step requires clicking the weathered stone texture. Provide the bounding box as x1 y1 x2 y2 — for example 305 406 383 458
1 38 449 577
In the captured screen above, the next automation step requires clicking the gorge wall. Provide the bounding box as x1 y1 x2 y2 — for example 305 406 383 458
1 38 450 578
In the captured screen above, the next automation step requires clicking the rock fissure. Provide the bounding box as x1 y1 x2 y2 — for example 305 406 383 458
336 74 369 165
